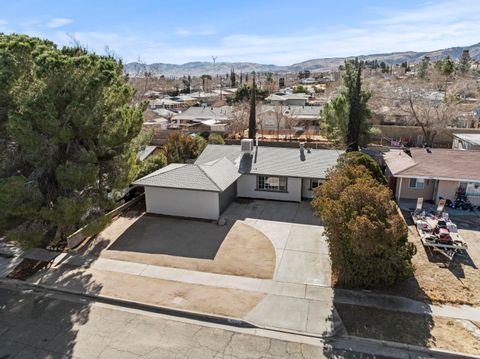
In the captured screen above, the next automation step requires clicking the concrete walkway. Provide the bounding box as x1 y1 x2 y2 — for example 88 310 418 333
27 252 338 336
51 252 334 301
50 252 480 321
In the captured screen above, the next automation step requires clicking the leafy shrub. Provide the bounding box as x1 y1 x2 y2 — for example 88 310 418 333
208 133 225 145
164 132 207 163
337 151 387 185
312 164 414 288
137 153 167 178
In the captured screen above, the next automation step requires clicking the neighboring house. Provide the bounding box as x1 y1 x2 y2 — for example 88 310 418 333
137 145 158 162
257 105 322 132
265 93 309 106
384 148 480 206
172 106 232 132
150 98 184 110
144 117 169 130
134 141 341 220
301 77 317 84
452 133 480 150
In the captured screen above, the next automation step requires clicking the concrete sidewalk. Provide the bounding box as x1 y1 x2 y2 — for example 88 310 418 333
335 288 480 322
52 252 480 320
48 251 339 336
52 252 333 300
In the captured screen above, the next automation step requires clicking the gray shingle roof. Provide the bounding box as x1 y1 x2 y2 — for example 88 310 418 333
196 144 342 179
384 148 480 181
173 106 232 121
133 157 240 191
453 133 480 146
137 145 157 161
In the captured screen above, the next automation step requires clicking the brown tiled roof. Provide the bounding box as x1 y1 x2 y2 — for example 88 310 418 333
385 148 480 182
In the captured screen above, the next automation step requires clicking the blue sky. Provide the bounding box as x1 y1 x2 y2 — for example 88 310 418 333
1 0 479 64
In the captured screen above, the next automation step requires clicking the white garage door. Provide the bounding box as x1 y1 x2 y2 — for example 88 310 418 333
144 187 220 220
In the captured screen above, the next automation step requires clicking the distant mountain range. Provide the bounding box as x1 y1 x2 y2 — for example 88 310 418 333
125 42 480 77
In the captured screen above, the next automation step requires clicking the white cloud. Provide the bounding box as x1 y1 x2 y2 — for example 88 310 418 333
46 18 73 28
8 0 480 65
175 27 216 37
145 0 480 64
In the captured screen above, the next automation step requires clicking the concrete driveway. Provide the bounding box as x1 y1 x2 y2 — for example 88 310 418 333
223 200 330 286
223 200 334 335
40 199 335 336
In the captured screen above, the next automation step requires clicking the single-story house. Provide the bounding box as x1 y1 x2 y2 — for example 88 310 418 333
384 148 480 206
257 105 322 132
452 133 480 151
133 140 341 220
265 93 309 106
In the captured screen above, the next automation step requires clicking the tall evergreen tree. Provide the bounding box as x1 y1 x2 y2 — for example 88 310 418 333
322 60 371 151
458 49 471 74
230 67 236 87
346 60 364 151
0 34 146 248
435 56 455 94
417 56 430 79
248 72 256 139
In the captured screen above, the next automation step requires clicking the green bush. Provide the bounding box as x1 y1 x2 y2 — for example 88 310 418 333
81 214 112 238
137 153 167 178
337 151 387 185
312 164 414 288
208 133 225 145
164 133 207 163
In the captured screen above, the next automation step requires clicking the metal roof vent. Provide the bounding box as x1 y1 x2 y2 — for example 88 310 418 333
241 139 254 153
299 142 306 161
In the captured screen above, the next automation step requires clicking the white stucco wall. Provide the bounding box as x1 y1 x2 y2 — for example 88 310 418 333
301 178 325 199
144 186 219 220
236 174 302 202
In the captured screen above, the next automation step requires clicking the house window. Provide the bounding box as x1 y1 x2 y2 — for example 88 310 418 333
309 179 322 190
257 175 287 192
409 178 425 189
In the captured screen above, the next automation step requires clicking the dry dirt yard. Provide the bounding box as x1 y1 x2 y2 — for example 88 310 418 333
28 264 265 319
81 213 276 279
336 303 480 356
382 211 480 306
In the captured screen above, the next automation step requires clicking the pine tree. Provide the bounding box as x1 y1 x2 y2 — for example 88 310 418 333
345 60 371 151
230 67 236 87
248 72 256 139
458 49 471 74
321 60 371 150
0 34 146 248
417 56 430 79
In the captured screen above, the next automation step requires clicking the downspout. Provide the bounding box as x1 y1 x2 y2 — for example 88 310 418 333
397 177 403 202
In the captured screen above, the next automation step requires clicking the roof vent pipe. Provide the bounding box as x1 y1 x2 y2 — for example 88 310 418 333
300 142 306 162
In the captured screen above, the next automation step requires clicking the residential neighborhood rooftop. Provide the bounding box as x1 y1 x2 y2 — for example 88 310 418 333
196 144 342 179
384 148 480 181
133 157 241 192
453 133 480 145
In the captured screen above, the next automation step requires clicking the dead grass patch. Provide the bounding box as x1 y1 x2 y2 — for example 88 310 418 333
336 303 480 355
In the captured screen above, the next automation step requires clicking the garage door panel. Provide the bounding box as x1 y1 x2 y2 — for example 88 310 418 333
145 187 219 220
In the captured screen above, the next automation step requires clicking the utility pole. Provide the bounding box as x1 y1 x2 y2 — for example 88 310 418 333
212 56 218 96
248 72 257 139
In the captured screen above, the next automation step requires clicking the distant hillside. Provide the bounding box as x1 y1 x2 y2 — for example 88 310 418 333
125 42 480 77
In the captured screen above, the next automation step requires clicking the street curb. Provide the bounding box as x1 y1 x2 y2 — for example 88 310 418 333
0 278 341 339
332 335 480 359
0 278 256 329
2 278 479 359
